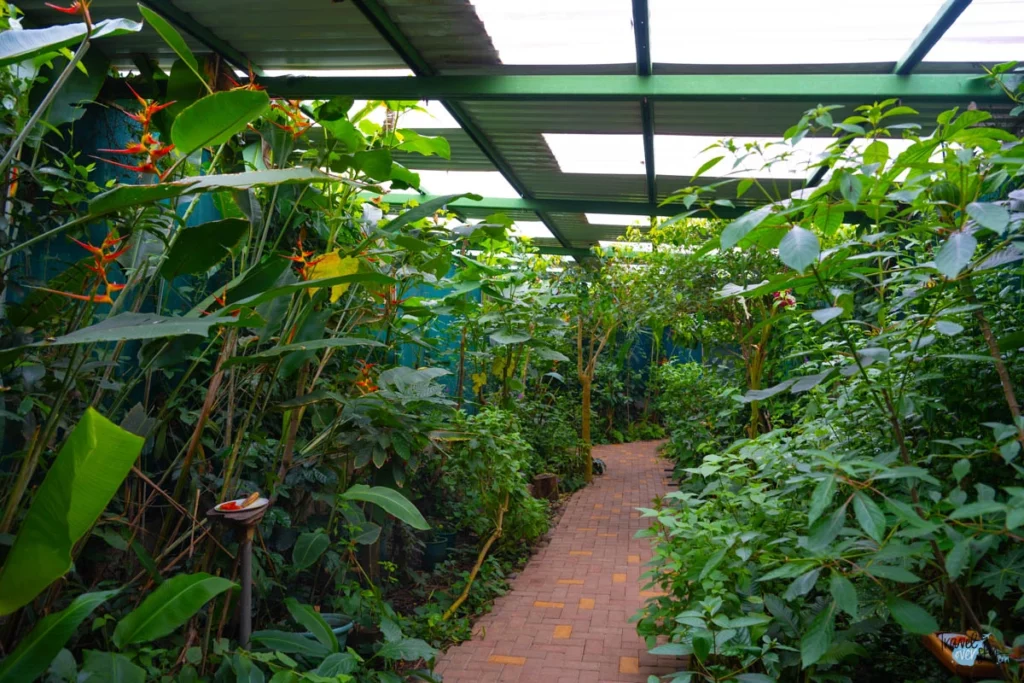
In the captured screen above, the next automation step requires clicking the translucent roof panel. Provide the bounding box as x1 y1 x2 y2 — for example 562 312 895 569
510 221 556 240
586 214 652 226
470 0 635 65
544 134 646 175
924 0 1024 62
649 0 945 64
413 170 521 198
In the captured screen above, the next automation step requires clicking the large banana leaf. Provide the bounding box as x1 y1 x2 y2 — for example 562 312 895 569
340 485 429 531
0 19 142 66
112 573 236 648
0 410 143 615
160 218 250 280
0 589 118 683
171 90 270 156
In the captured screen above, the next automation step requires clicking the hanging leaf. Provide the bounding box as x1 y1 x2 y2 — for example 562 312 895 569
0 589 118 683
292 532 330 572
171 90 271 156
935 320 964 336
720 205 773 250
778 227 820 273
136 4 202 86
811 307 843 324
945 537 972 580
0 19 142 67
490 330 531 345
829 574 858 619
284 598 338 653
852 492 886 543
376 638 437 662
89 168 340 216
935 231 978 279
317 653 361 676
800 602 835 667
160 219 249 280
250 630 330 658
0 410 142 615
36 313 237 347
862 140 889 166
808 476 835 525
396 129 451 159
316 96 355 122
80 650 146 683
340 485 429 530
887 598 938 634
966 202 1010 235
839 173 862 206
113 573 236 648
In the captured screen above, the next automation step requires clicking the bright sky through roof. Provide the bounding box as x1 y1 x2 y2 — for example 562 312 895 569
924 0 1024 62
470 0 635 65
546 134 914 180
586 214 652 226
649 0 946 64
413 170 521 198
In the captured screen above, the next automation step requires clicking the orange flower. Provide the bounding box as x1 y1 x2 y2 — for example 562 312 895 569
121 84 176 131
284 232 326 279
46 0 91 25
38 234 127 305
97 127 176 180
270 100 311 140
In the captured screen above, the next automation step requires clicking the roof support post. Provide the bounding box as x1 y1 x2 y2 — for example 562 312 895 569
894 0 973 75
351 0 574 252
633 0 657 204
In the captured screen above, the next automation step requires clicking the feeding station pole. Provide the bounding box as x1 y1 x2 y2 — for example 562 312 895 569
207 493 270 649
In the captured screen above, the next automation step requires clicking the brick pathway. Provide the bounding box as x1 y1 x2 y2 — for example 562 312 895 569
435 441 682 682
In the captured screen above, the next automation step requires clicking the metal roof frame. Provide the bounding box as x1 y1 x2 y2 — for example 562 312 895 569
102 0 1008 252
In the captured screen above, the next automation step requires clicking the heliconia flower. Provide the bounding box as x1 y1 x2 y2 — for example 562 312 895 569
36 288 114 305
121 84 176 131
45 0 90 20
98 157 165 179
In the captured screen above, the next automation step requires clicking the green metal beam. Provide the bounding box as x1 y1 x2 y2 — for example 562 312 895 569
632 0 656 205
350 0 574 252
379 194 743 219
138 0 262 75
256 73 1003 102
894 0 973 75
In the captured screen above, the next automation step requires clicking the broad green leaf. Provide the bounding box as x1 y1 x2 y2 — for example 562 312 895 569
800 602 835 667
172 90 271 156
741 379 796 403
839 173 862 206
376 637 436 662
778 226 820 273
699 547 729 581
136 4 201 85
863 140 889 166
790 371 832 394
89 168 341 216
222 336 383 369
808 503 847 551
935 320 964 336
81 650 145 683
935 231 977 279
852 492 886 543
161 218 249 280
864 565 920 583
113 573 236 648
721 205 773 250
250 630 330 658
0 410 142 615
949 500 1006 519
692 633 712 662
0 19 142 67
284 598 338 653
811 307 843 324
490 331 531 345
37 313 235 347
966 202 1010 235
0 589 117 683
340 485 429 531
808 476 835 525
292 532 330 572
382 194 481 233
316 96 355 122
648 643 691 656
829 574 857 619
887 598 938 634
691 155 723 182
952 459 970 482
353 149 393 181
396 129 451 159
945 537 972 580
783 569 820 600
317 652 361 676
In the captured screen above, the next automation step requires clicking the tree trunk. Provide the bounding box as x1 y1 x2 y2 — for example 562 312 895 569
581 374 593 483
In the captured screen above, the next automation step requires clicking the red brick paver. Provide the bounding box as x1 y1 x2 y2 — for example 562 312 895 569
435 441 683 682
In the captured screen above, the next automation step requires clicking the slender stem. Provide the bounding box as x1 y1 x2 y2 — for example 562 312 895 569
0 38 91 177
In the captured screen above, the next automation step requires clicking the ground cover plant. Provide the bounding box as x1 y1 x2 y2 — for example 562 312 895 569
628 86 1024 681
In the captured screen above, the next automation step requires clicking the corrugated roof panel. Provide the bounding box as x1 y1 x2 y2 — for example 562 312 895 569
174 0 404 69
380 0 499 72
461 101 642 134
16 1 204 65
925 0 1024 62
